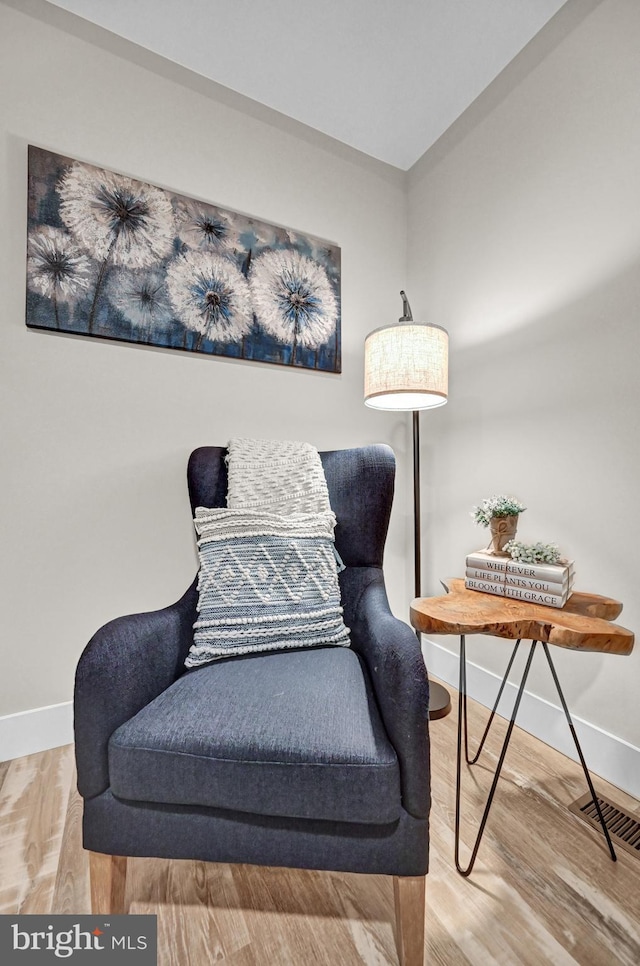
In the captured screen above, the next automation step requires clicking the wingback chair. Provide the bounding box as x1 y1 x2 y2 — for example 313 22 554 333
74 444 431 965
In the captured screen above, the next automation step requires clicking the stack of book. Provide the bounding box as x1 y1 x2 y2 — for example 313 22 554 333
465 550 574 609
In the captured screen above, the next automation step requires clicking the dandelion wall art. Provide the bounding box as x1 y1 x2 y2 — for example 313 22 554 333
26 146 341 372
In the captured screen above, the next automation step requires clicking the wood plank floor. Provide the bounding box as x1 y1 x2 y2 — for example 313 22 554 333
1 678 639 965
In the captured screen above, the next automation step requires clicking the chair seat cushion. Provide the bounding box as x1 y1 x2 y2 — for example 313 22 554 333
108 646 401 824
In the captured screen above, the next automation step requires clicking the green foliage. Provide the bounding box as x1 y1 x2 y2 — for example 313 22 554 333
503 540 561 564
471 495 526 527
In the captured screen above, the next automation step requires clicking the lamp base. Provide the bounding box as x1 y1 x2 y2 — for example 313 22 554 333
429 681 452 720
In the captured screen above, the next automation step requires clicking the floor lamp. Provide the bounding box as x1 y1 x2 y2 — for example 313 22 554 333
364 291 452 719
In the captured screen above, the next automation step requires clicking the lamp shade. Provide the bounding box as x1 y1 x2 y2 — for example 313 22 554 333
364 320 449 411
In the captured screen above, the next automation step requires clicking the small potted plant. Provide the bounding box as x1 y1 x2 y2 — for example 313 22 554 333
472 495 526 555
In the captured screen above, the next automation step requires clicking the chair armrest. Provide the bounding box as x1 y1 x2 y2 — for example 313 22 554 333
74 581 198 799
341 567 430 819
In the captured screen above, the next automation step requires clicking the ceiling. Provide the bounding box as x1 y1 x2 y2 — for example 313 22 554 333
45 0 568 170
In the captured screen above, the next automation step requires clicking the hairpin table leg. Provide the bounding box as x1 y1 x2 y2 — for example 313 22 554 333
455 635 537 877
541 642 617 861
464 638 522 765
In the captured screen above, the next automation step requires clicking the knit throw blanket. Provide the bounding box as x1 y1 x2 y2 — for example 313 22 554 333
185 438 350 666
225 437 332 515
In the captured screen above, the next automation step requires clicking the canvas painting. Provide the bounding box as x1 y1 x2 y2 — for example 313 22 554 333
26 146 341 372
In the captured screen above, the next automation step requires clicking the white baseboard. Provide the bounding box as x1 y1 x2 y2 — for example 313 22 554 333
0 701 73 762
422 638 640 801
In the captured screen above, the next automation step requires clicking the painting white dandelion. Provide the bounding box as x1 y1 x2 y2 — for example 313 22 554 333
26 146 341 372
249 250 338 365
166 251 253 348
27 226 92 329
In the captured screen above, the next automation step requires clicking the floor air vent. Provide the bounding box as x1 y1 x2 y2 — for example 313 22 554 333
569 793 640 859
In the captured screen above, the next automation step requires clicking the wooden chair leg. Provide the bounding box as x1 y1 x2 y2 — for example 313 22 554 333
89 851 127 914
393 875 426 966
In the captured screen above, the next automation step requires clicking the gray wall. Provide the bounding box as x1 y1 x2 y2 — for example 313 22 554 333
407 0 640 746
0 0 411 719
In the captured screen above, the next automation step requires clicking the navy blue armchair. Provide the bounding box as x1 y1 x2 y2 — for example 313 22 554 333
74 445 430 965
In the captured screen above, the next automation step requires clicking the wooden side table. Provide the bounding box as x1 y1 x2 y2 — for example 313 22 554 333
411 578 634 876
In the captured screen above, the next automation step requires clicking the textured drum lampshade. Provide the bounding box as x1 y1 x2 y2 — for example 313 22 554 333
364 315 448 411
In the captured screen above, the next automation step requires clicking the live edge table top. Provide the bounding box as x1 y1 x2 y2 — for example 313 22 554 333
410 578 634 655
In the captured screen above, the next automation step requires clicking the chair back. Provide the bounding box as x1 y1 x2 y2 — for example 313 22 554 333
187 445 395 568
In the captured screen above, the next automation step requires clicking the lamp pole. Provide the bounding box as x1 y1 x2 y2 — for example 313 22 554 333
413 410 422 598
413 409 452 720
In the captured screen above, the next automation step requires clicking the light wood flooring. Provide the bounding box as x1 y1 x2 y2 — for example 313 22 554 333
2 678 639 965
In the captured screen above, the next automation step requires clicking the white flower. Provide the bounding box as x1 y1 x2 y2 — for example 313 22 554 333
27 226 92 300
472 495 526 527
106 267 173 331
166 250 252 343
58 162 175 268
174 198 239 253
249 249 338 351
504 540 561 564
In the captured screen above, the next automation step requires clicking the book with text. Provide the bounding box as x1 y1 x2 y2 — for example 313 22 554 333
465 567 574 595
465 550 574 584
465 576 571 608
